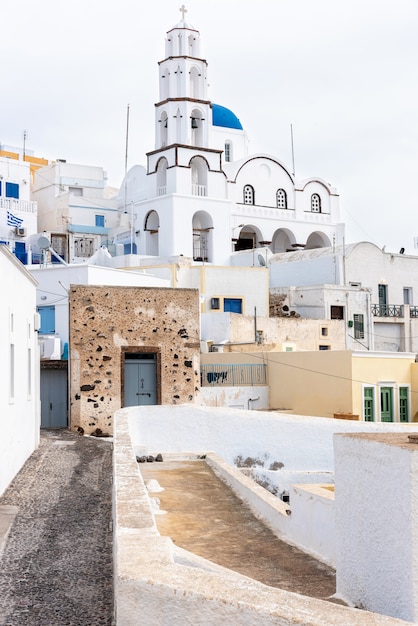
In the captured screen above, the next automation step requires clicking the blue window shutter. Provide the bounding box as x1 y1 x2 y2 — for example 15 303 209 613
5 182 19 199
37 306 55 334
95 214 105 227
224 298 242 313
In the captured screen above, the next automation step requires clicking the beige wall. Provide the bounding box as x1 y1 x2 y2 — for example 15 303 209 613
69 285 200 435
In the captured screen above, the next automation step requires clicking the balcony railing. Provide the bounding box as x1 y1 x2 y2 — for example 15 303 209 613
409 307 418 318
192 184 207 197
0 197 37 214
371 304 403 318
201 363 267 387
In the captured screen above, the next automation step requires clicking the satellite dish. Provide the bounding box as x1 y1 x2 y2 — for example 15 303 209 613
257 254 266 267
37 236 50 250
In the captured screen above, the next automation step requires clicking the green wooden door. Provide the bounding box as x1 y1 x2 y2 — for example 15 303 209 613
380 387 393 422
364 387 375 422
399 387 409 422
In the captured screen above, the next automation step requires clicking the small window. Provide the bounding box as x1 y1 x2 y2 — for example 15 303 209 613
321 327 328 337
319 345 330 350
0 180 2 195
276 189 287 209
211 297 220 310
69 186 83 196
353 313 365 339
349 282 362 287
95 215 105 227
243 185 254 205
331 305 344 320
311 193 321 212
224 298 242 313
224 142 232 162
6 182 19 199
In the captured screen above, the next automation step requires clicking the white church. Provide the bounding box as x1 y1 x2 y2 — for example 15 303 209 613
113 9 344 266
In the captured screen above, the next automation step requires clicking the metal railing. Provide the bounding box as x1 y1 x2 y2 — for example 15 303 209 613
201 363 267 387
371 304 403 318
410 307 418 318
0 197 37 213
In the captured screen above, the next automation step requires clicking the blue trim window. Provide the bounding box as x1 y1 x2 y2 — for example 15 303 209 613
224 298 242 313
37 306 55 334
6 182 19 199
95 214 105 227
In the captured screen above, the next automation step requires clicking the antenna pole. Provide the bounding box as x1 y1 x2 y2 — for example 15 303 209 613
23 130 27 160
290 123 296 177
124 104 130 175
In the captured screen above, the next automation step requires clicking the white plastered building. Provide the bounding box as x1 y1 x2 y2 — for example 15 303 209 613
112 14 344 266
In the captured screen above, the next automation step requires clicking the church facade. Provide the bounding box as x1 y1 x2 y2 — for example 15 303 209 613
113 12 343 265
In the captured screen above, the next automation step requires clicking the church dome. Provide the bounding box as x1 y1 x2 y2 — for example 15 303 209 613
212 104 243 130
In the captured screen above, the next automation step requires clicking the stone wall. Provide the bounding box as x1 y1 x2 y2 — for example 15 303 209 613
69 285 200 435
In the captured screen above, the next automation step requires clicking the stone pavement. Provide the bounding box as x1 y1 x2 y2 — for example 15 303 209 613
0 429 114 626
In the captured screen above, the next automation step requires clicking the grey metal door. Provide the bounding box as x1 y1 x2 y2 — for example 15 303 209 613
40 369 68 428
124 354 157 406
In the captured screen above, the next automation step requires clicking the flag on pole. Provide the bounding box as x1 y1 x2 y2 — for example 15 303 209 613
7 211 23 227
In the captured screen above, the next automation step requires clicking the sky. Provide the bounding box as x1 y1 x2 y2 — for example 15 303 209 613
1 0 417 253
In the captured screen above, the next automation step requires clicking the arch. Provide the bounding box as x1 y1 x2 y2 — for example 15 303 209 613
175 107 182 143
234 224 263 252
192 211 213 262
190 156 208 196
305 231 331 250
243 184 255 205
190 106 204 146
271 228 296 253
190 66 200 99
160 111 168 148
144 211 160 256
156 158 168 195
311 193 321 213
188 33 198 57
276 188 287 209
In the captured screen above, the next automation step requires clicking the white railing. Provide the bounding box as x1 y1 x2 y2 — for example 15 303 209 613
0 197 37 213
192 184 207 197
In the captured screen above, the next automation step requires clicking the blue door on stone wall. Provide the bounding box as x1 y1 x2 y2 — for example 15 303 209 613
124 353 157 406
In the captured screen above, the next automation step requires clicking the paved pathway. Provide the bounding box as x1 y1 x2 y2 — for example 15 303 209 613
0 430 113 626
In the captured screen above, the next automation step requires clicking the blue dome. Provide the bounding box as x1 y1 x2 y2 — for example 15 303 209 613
212 104 243 130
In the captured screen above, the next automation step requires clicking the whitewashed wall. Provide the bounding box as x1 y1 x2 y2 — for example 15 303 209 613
0 246 40 496
335 433 418 622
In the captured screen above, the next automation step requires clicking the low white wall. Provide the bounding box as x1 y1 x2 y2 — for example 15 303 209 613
290 484 335 566
200 386 269 410
114 409 410 626
335 433 418 622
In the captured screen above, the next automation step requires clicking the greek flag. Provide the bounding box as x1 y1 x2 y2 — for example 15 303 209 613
7 211 23 227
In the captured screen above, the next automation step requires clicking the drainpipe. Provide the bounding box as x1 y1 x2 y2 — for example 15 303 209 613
248 397 260 410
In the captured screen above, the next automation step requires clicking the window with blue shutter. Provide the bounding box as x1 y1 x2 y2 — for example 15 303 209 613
37 306 55 334
5 182 19 199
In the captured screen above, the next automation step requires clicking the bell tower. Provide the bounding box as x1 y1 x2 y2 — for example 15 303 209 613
154 5 211 149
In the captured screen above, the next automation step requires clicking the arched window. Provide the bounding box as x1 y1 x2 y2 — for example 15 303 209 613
243 185 254 205
224 141 232 162
276 189 287 209
311 193 321 213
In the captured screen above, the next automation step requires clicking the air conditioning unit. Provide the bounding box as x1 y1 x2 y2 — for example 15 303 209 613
15 226 26 236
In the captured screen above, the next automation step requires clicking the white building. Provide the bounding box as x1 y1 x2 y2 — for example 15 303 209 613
111 13 344 266
32 160 119 264
0 155 38 264
270 241 418 352
0 244 40 497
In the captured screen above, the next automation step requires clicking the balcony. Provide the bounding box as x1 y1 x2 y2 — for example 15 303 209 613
0 197 37 214
371 304 403 318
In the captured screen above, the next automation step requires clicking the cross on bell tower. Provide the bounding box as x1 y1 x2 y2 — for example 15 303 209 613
179 4 187 20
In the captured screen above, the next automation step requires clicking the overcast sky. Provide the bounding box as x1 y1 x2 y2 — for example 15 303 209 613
1 0 417 253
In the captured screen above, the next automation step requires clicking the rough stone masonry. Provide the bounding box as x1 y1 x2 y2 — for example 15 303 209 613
69 285 200 435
